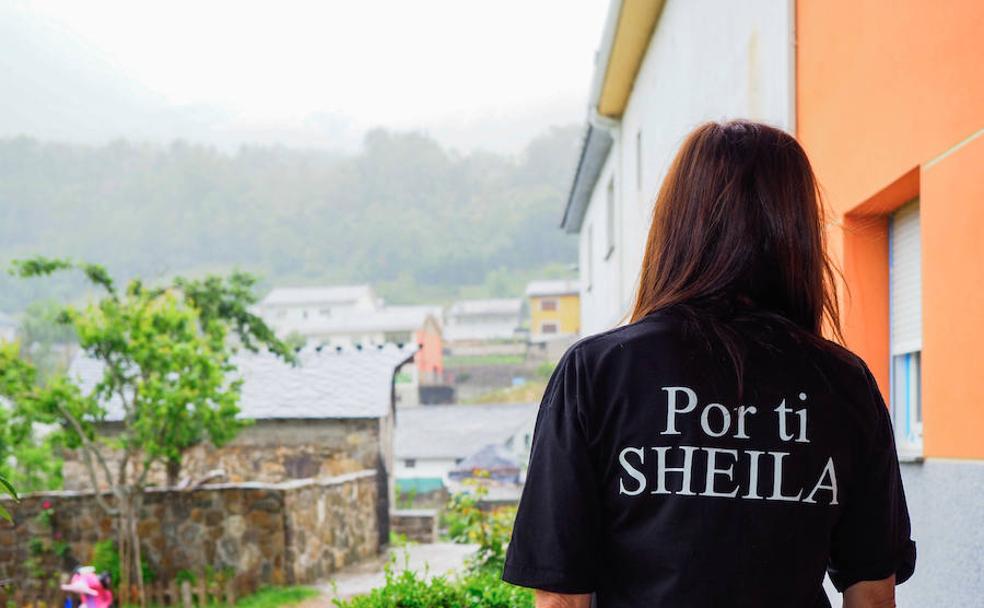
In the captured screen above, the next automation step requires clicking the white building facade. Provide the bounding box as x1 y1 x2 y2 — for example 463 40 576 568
565 0 796 335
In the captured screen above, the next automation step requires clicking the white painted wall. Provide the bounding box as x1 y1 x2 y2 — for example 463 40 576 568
579 0 796 334
395 457 458 484
579 153 623 335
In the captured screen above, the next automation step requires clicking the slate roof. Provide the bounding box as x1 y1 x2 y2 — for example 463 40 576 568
446 299 522 317
281 305 442 337
451 444 520 473
394 403 538 460
525 279 579 297
67 343 417 421
260 285 375 307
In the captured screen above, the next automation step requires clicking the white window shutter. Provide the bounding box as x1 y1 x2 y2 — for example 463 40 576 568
890 199 922 355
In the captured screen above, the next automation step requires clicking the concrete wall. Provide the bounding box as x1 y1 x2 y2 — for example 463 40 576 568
63 418 381 490
824 460 984 607
895 461 984 605
579 0 795 334
0 471 379 596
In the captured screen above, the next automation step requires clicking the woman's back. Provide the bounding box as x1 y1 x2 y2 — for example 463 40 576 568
503 306 915 607
502 120 915 606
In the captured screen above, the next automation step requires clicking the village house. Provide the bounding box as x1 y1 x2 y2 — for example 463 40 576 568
65 343 418 546
442 298 523 345
564 0 795 335
256 285 445 404
525 279 580 343
257 285 380 326
393 402 537 497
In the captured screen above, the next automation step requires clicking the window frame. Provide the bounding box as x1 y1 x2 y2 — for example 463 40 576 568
888 198 924 460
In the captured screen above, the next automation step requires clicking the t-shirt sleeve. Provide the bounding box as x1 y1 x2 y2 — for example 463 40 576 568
827 361 917 592
502 347 602 593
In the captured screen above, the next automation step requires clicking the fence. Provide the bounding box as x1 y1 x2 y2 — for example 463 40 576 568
0 569 260 606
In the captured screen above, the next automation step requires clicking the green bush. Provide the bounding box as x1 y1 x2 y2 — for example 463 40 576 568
334 564 532 608
337 480 531 608
92 538 155 585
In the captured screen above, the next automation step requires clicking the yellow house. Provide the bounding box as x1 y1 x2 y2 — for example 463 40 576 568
526 280 580 342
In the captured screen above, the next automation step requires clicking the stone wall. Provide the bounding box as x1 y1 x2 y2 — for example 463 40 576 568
390 509 437 543
62 418 380 490
0 470 378 594
283 472 379 583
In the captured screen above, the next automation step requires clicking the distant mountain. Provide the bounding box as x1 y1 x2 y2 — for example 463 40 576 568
0 125 581 310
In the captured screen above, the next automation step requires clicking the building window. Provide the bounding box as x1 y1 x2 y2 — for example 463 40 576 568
404 459 416 468
540 298 558 312
889 199 923 457
541 321 559 335
605 177 616 259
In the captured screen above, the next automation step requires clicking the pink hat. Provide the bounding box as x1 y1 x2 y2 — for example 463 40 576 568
61 569 113 608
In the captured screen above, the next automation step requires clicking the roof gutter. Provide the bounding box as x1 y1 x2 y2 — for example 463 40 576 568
561 0 665 234
559 1 624 234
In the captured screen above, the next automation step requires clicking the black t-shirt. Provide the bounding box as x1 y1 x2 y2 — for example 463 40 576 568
502 308 916 607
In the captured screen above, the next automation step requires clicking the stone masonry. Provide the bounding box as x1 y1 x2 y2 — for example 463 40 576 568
0 470 379 595
61 419 381 491
389 509 438 543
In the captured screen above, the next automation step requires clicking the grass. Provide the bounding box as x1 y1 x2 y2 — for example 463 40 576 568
466 380 548 404
444 354 525 367
120 585 319 608
235 586 320 607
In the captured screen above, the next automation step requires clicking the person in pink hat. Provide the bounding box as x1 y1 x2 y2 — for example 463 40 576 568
61 567 114 608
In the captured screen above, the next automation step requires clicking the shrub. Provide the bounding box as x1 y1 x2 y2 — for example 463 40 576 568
336 480 532 608
92 538 155 585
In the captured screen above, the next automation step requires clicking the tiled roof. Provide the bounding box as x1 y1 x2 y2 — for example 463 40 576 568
395 403 538 460
67 343 417 421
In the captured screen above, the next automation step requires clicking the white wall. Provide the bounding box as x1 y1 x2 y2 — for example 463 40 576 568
395 457 458 484
579 0 795 334
580 153 624 335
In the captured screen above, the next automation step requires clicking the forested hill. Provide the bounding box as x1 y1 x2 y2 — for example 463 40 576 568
0 126 580 311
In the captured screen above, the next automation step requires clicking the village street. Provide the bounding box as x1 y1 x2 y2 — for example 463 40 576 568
299 543 476 607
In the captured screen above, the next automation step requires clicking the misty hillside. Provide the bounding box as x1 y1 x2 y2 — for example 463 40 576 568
0 126 580 311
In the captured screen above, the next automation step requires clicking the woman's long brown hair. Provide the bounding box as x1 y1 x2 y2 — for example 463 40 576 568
631 120 845 391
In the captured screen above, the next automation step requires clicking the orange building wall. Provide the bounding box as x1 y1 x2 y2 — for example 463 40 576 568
414 327 443 380
797 0 984 458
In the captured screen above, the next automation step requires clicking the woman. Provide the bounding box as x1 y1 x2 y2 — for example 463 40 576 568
502 121 916 607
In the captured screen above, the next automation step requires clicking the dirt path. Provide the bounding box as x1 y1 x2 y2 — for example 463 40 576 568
293 542 477 607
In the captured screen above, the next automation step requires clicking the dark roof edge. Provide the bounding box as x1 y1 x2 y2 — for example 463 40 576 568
560 124 614 234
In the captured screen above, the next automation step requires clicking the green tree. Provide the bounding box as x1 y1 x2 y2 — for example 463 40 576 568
6 257 293 606
0 341 64 492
